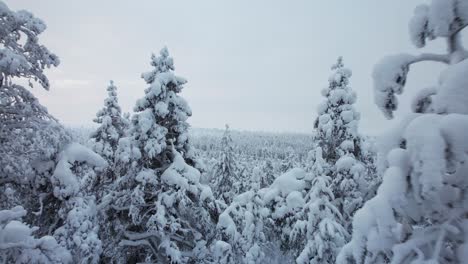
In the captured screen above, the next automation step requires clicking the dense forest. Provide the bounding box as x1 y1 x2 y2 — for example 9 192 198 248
2 0 468 263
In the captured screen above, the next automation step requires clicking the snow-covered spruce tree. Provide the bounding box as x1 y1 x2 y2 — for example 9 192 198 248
314 57 365 232
210 124 241 204
260 159 275 188
216 171 268 264
290 147 347 264
110 48 218 263
338 1 468 263
138 46 196 166
90 80 126 163
262 168 308 260
90 80 127 212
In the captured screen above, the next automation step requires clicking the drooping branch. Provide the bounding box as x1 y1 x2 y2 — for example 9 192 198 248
373 52 450 119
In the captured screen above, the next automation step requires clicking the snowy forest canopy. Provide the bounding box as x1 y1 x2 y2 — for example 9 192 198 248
2 0 468 263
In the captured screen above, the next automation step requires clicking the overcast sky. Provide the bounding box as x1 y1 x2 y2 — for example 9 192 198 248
8 0 448 134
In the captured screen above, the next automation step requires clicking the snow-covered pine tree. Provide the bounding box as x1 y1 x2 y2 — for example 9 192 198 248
338 1 468 263
314 57 365 231
110 48 218 263
210 124 241 204
90 80 126 164
290 147 347 264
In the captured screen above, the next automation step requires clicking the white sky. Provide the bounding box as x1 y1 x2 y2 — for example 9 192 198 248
7 0 449 134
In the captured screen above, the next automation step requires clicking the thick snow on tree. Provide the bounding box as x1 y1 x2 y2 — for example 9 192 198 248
0 1 59 89
90 80 126 163
263 168 308 257
339 1 468 263
210 124 241 204
211 240 234 264
0 206 71 264
290 147 347 264
109 49 218 263
314 57 360 163
51 143 107 263
216 175 268 264
0 0 64 185
314 57 366 232
113 147 217 263
0 2 97 263
374 0 468 119
127 47 196 169
51 143 107 199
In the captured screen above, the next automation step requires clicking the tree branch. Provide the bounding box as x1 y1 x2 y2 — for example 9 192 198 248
410 53 451 65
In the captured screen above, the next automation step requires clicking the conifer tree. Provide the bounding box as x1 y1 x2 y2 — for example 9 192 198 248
210 124 241 204
90 80 126 163
216 170 267 264
291 147 347 264
260 159 275 188
314 57 365 231
110 48 217 263
339 1 468 263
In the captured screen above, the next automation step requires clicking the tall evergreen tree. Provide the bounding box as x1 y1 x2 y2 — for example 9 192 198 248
314 57 365 231
136 47 195 167
90 80 126 163
110 47 217 263
210 124 241 204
